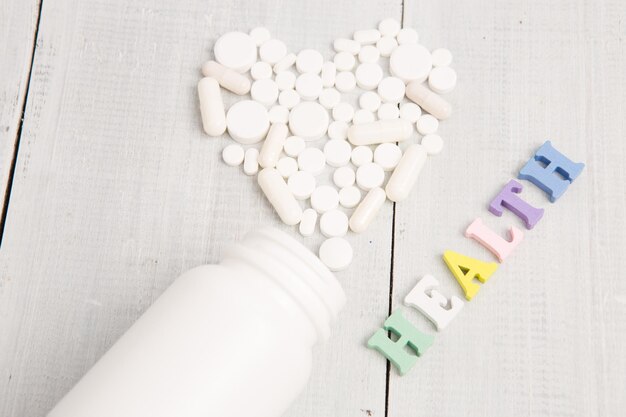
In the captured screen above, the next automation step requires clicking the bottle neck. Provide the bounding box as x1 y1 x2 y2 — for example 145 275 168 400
220 228 346 343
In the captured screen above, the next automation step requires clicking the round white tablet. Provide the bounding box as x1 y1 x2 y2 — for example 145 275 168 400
299 208 318 237
377 77 406 103
359 91 382 111
319 237 353 271
283 136 306 157
335 71 356 92
243 148 259 175
328 121 349 140
332 102 355 123
222 144 245 166
356 162 385 190
416 114 439 134
296 49 324 74
333 166 356 188
310 186 339 213
377 102 400 120
339 186 362 208
389 44 432 83
353 109 376 124
226 100 270 144
428 66 457 94
379 18 401 36
318 88 341 109
259 39 287 64
374 143 402 171
355 63 384 90
275 71 297 90
421 134 444 155
297 147 326 174
376 36 398 57
214 32 257 73
324 139 352 167
278 89 300 109
358 45 380 63
351 145 373 166
321 61 336 87
249 27 271 46
431 48 453 67
334 51 356 71
320 209 349 237
251 61 273 80
288 170 316 199
276 156 298 178
269 105 290 123
295 72 323 100
251 79 279 106
289 102 329 140
396 28 419 44
399 102 422 123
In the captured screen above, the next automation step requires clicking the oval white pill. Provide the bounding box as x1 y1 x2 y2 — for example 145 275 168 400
348 119 412 146
390 44 432 83
273 53 297 73
377 102 400 120
257 168 302 225
318 88 341 109
289 102 329 140
378 76 406 103
222 144 245 166
351 145 373 167
333 38 361 55
278 89 300 109
320 209 349 237
421 134 444 155
399 102 422 123
349 187 386 233
324 139 352 167
297 147 326 175
428 66 457 94
396 28 419 45
259 39 287 64
214 32 257 73
296 49 324 74
321 62 336 87
332 102 355 123
405 81 452 120
299 208 318 237
334 52 356 71
201 61 251 95
358 45 380 63
335 71 356 92
431 48 453 67
354 29 381 45
353 109 376 124
356 162 385 191
310 185 339 213
359 91 382 111
198 77 226 136
226 100 270 144
385 144 427 202
250 27 271 46
268 105 289 124
374 143 402 171
376 36 398 57
333 166 356 188
288 170 316 200
243 148 259 175
295 72 323 100
276 156 298 178
319 237 353 271
328 121 349 140
275 71 296 90
416 114 439 134
355 63 384 90
283 135 306 157
379 18 401 36
251 61 273 80
251 79 279 106
259 122 289 168
339 185 362 208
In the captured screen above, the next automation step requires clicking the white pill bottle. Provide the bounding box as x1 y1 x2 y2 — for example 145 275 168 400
48 228 345 417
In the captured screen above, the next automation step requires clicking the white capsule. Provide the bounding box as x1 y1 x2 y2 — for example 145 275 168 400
197 77 226 136
243 148 259 175
405 81 452 120
354 29 381 45
347 119 412 146
385 144 427 202
201 61 251 95
349 187 386 233
258 123 289 168
321 61 337 87
333 38 361 54
257 168 303 225
273 52 297 73
299 208 318 237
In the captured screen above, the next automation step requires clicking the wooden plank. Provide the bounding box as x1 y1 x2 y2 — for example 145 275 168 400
0 1 402 416
389 0 626 416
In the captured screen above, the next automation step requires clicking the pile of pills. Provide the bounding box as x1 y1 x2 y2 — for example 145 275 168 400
197 18 456 271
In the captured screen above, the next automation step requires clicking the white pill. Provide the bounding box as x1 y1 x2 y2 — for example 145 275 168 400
268 105 290 123
428 66 457 94
243 148 260 175
334 52 356 71
273 53 297 73
297 147 326 175
335 71 356 92
201 61 251 95
396 28 419 45
318 88 341 109
332 102 355 123
288 170 316 200
283 135 306 157
399 102 422 123
333 38 361 55
299 208 318 237
355 63 384 90
310 185 339 213
339 185 362 208
276 156 298 178
385 144 427 202
295 72 323 100
356 162 385 191
377 103 400 120
378 18 401 36
359 91 382 111
354 29 381 45
296 49 324 74
351 145 373 166
376 36 398 57
222 144 245 166
348 119 412 146
198 77 226 136
321 62 336 87
289 102 329 140
213 32 257 73
251 79 279 106
432 48 453 67
405 81 452 120
416 114 439 134
258 167 302 225
333 166 356 188
249 27 271 46
320 209 349 237
374 143 402 171
353 109 376 124
319 237 353 271
275 71 296 90
324 139 352 167
259 39 288 64
378 77 406 103
390 44 432 83
259 123 289 168
349 187 386 233
251 61 273 80
421 134 444 155
328 121 349 140
226 100 270 144
358 45 380 64
278 89 300 109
